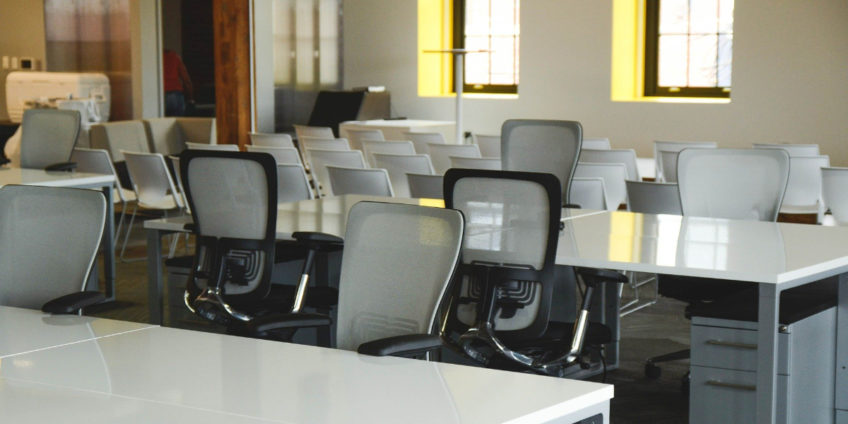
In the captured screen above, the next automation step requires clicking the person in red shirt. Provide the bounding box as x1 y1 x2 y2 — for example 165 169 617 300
163 49 194 116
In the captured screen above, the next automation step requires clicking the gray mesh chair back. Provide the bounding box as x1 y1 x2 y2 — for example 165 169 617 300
294 124 334 140
306 148 367 196
0 185 105 309
428 143 482 175
753 143 820 157
450 156 501 171
277 164 314 203
625 181 682 215
677 148 789 221
822 167 848 224
501 119 582 205
570 177 610 210
361 140 416 167
407 173 444 199
404 131 446 154
579 148 640 181
373 153 435 198
122 151 184 210
335 201 464 351
90 120 151 162
246 145 303 166
781 155 830 217
582 138 611 150
185 142 240 152
345 129 384 151
472 134 501 158
299 136 351 152
653 140 717 182
327 166 394 197
20 109 81 169
249 132 294 148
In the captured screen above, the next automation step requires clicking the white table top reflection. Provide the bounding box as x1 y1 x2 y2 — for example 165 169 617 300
0 311 613 423
0 167 115 188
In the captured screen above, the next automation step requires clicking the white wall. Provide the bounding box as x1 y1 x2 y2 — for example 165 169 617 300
342 0 848 164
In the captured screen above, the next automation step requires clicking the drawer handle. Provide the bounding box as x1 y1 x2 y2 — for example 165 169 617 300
705 380 756 391
705 339 757 350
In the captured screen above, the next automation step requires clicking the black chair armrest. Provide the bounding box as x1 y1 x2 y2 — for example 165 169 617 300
44 161 78 172
357 334 443 357
183 223 197 232
575 267 629 285
41 291 105 314
564 203 582 209
247 312 331 333
292 231 344 248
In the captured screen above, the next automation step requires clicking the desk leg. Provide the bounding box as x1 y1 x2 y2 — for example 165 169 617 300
101 185 115 301
146 228 164 325
756 284 780 424
836 274 848 412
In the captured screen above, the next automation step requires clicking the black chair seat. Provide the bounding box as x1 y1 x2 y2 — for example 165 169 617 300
508 321 612 351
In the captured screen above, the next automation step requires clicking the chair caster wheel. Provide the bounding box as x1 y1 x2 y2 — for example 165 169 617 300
680 372 690 395
645 361 661 379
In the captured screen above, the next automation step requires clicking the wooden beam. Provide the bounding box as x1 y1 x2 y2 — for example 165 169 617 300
213 0 251 150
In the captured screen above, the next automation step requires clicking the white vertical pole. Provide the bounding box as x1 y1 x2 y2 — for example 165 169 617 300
454 52 464 144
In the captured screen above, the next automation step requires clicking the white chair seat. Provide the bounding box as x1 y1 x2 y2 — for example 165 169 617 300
138 197 180 210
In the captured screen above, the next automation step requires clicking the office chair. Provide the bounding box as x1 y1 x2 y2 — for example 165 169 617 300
625 181 682 215
20 109 81 171
293 124 335 141
570 177 610 210
579 148 641 181
645 148 790 380
441 169 625 377
822 167 848 225
427 143 481 175
180 150 341 340
245 145 304 166
71 147 137 239
472 133 500 158
327 166 394 197
306 149 368 196
0 185 106 313
752 142 820 157
185 142 240 152
249 201 464 358
373 153 435 198
407 173 444 199
249 132 295 149
449 156 501 171
653 141 717 183
360 140 416 167
404 131 446 154
574 162 628 209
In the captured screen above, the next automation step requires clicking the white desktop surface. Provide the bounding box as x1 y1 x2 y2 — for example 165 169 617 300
0 322 613 423
339 119 457 143
0 167 114 188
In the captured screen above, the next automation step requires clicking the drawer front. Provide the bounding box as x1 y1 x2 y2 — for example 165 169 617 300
690 366 788 424
691 324 789 374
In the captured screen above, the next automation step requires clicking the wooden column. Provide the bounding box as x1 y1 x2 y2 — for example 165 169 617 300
213 0 251 150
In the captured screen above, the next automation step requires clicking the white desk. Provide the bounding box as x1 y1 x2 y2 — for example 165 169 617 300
0 168 117 299
339 119 457 143
0 306 613 423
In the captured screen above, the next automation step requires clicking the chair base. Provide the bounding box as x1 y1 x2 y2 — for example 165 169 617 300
644 348 690 379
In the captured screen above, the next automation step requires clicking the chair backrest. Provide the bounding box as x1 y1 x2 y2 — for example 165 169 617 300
327 166 394 197
449 156 501 171
122 151 184 209
277 164 313 203
501 119 582 206
574 162 628 209
570 177 609 210
753 143 820 157
181 150 277 301
71 148 130 202
294 124 335 140
428 143 482 174
677 148 789 221
20 109 81 169
335 202 464 351
306 149 367 196
404 131 446 154
299 136 351 152
472 133 501 158
185 142 240 152
625 180 682 215
144 117 216 155
653 140 717 182
90 120 151 162
168 155 188 208
822 167 848 224
407 173 444 199
578 148 640 181
249 132 294 148
782 155 830 208
345 129 384 150
372 153 435 198
361 140 416 167
246 145 303 166
0 185 106 309
658 150 680 183
582 137 611 150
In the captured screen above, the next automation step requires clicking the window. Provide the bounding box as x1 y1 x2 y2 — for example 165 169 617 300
453 0 520 94
644 0 733 98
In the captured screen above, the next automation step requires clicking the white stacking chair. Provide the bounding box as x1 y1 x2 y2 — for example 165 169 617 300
293 124 335 141
569 177 610 210
821 167 848 225
472 134 501 158
71 148 136 239
249 132 295 148
753 143 820 157
658 150 680 183
361 140 416 167
168 155 189 213
626 181 682 215
327 166 394 197
246 145 304 166
407 173 444 199
428 143 481 174
299 136 351 152
405 131 447 154
185 142 240 152
579 148 641 181
307 149 368 196
277 164 314 203
582 137 612 150
780 155 830 221
574 162 628 209
653 140 717 183
372 153 435 198
449 156 501 171
345 129 384 151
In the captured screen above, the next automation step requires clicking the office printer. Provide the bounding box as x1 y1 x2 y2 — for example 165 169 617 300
5 71 110 124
